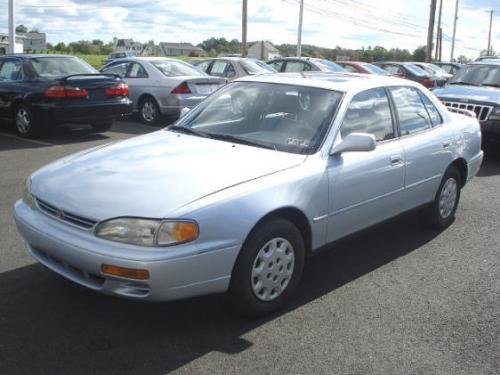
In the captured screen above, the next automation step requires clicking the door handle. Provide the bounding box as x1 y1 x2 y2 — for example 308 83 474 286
390 155 403 166
442 140 451 148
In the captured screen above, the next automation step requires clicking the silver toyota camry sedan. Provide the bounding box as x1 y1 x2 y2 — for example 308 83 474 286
14 73 483 317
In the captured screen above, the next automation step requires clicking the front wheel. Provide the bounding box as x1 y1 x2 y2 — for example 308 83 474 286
227 218 305 318
421 166 462 229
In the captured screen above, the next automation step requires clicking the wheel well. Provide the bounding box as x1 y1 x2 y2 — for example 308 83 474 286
11 99 24 114
450 158 468 187
250 207 312 254
138 94 157 106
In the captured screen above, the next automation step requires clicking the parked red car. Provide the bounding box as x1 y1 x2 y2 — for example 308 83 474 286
337 61 390 75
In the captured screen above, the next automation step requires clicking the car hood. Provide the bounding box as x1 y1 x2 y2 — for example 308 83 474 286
433 84 500 105
31 130 306 221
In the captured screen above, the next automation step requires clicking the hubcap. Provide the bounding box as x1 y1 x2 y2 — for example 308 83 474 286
16 108 30 134
251 237 295 302
439 177 458 219
141 100 156 122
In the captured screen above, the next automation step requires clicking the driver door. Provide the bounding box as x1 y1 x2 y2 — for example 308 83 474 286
326 87 405 243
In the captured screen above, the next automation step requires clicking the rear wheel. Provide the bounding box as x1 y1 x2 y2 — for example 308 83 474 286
421 166 461 229
227 218 305 318
14 104 39 138
91 121 113 133
139 96 160 125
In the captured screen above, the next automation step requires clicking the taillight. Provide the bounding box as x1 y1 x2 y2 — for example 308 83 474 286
106 83 129 97
171 82 191 94
44 86 88 98
421 78 433 88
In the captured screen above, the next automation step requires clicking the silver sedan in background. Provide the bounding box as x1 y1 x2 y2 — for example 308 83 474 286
101 57 226 124
192 57 276 81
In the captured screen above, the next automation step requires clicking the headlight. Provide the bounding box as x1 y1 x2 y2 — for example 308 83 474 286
489 107 500 121
95 218 199 247
23 177 36 209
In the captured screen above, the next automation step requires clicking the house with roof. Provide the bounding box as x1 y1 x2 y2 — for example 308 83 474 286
159 42 205 57
17 32 47 52
248 41 281 61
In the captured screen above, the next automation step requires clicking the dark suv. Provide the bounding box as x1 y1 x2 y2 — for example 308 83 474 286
433 60 500 144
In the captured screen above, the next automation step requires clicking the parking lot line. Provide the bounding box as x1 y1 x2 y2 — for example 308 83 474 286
0 131 59 148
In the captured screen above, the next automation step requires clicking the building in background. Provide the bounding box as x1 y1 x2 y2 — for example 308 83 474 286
0 34 24 54
248 41 281 61
17 32 47 52
158 42 205 56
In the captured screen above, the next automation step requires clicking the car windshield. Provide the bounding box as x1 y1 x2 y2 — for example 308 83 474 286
313 59 345 72
151 60 206 77
362 63 389 75
170 82 342 154
404 63 428 76
240 59 276 74
30 57 97 78
427 63 448 75
449 64 500 87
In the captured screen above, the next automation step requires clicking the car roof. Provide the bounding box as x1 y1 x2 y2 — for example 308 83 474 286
236 72 423 93
0 54 78 60
470 59 500 66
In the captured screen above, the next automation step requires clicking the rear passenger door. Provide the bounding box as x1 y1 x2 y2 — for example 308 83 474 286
326 87 405 242
0 58 23 119
388 86 454 210
124 62 150 107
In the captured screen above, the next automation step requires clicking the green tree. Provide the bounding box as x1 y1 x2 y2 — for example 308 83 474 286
412 46 426 62
15 24 28 33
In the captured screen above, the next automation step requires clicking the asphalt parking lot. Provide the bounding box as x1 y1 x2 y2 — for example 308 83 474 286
0 119 498 375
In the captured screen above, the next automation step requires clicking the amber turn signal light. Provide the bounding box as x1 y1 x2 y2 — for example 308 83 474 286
101 264 150 280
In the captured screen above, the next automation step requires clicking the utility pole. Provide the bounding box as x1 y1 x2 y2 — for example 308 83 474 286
242 0 248 57
487 10 494 56
426 0 437 62
297 0 304 57
8 0 15 54
434 0 443 61
450 0 459 61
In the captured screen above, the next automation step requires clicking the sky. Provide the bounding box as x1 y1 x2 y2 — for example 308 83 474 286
0 0 499 59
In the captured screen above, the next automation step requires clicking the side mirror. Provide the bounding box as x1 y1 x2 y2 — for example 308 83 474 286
330 133 377 155
180 107 190 118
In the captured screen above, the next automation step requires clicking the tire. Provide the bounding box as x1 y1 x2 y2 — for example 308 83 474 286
138 96 160 125
227 218 305 318
91 121 113 133
421 166 462 229
13 104 39 138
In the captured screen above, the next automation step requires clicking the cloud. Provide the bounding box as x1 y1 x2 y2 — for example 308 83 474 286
0 0 498 59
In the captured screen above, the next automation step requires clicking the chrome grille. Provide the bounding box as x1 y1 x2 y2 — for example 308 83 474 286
36 198 97 229
442 101 493 121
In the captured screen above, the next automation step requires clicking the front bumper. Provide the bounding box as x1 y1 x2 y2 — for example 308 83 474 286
13 200 240 301
32 99 133 124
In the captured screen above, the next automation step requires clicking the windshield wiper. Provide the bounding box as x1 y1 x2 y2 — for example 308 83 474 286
208 133 277 151
481 83 500 88
168 125 211 138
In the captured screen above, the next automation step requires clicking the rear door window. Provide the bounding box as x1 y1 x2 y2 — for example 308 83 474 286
0 60 23 81
127 62 148 78
418 91 443 126
210 60 232 77
389 86 432 135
